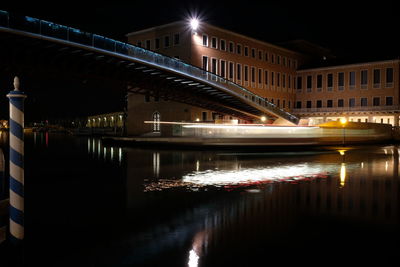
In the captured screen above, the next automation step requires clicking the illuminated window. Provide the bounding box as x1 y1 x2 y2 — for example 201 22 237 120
152 112 160 132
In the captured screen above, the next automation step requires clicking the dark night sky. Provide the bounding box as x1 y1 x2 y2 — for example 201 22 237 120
1 0 398 60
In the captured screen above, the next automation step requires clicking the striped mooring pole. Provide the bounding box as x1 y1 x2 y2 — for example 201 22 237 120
7 76 26 242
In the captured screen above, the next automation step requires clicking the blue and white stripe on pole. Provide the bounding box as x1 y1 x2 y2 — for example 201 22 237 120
6 76 26 242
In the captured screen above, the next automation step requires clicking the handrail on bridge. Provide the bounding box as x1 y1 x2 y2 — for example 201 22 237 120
0 10 299 124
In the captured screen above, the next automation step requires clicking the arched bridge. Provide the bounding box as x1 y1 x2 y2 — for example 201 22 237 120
0 10 299 124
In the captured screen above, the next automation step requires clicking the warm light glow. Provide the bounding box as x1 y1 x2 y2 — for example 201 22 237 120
195 118 200 122
190 18 199 31
340 118 347 125
340 163 346 187
188 249 199 267
260 116 267 122
338 150 346 156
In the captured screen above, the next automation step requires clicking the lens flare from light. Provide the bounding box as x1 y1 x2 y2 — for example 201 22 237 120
190 18 199 31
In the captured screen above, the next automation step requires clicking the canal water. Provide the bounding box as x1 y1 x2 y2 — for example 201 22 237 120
0 132 399 266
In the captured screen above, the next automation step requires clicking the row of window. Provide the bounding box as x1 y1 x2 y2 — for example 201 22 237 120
136 33 181 50
202 56 295 91
295 96 394 109
202 34 297 69
297 68 394 92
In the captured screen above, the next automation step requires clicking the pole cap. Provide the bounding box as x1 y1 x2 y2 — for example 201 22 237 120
13 76 20 91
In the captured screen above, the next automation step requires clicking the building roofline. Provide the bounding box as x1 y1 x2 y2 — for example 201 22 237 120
126 20 303 57
297 59 400 73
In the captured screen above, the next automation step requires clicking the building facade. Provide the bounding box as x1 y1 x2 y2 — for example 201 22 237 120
125 21 400 135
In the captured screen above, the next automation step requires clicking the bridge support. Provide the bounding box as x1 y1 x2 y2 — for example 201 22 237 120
6 77 26 243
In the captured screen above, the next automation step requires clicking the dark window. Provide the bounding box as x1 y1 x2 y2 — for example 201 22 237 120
349 98 355 107
288 75 291 88
237 44 242 55
306 101 312 108
173 33 180 45
244 46 249 56
265 52 268 61
258 50 263 60
244 66 248 81
361 98 368 106
237 64 241 80
155 38 160 49
373 69 380 84
137 41 142 47
211 37 217 48
271 54 275 63
296 101 302 109
297 76 302 89
264 70 268 85
146 40 151 49
277 73 280 87
317 74 322 89
211 58 217 74
316 100 322 108
202 35 208 46
202 56 208 71
338 99 344 107
229 42 234 53
164 36 170 47
251 67 255 83
386 96 393 106
307 75 312 91
283 74 286 88
361 70 368 85
145 94 150 102
220 39 226 51
271 71 274 86
220 60 226 78
327 73 333 89
251 48 256 58
327 100 333 108
202 112 207 121
349 71 356 87
338 72 344 89
258 69 262 84
277 56 281 65
373 97 380 106
386 68 394 84
229 62 234 79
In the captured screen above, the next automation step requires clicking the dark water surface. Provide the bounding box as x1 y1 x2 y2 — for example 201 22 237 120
1 133 399 266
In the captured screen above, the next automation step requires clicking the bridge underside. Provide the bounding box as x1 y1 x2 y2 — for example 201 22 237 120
0 30 271 122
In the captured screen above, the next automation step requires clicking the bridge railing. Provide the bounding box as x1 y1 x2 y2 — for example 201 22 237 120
0 10 299 124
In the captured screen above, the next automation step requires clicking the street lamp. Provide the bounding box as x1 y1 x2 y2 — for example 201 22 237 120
260 116 267 123
190 18 199 32
340 118 347 145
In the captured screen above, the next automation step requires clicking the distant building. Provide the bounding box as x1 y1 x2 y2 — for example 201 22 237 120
125 21 399 135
